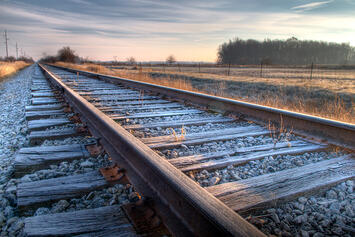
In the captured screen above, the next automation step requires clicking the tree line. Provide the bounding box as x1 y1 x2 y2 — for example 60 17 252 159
0 56 34 63
40 46 81 63
41 46 181 66
217 37 355 65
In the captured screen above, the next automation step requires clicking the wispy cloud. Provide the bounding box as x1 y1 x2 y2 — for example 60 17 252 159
0 0 354 61
292 1 333 12
69 0 92 5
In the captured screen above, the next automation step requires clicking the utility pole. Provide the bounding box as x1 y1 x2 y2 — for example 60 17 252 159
4 30 9 58
16 42 18 59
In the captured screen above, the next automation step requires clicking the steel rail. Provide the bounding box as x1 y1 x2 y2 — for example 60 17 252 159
39 64 265 237
48 64 355 150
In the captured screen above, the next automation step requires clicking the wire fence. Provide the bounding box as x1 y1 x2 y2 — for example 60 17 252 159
123 64 355 82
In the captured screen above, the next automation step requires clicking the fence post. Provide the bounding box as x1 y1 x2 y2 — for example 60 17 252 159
260 61 263 78
310 62 314 80
227 63 231 76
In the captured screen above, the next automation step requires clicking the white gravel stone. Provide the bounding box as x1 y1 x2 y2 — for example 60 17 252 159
80 160 94 168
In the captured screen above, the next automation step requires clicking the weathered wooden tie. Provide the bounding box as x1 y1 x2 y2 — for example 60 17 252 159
31 92 56 97
32 83 49 87
31 97 61 105
149 130 270 149
169 141 309 168
142 125 262 144
24 205 136 237
25 110 66 120
86 95 158 102
31 88 53 92
72 86 124 91
14 144 90 177
110 109 202 120
79 90 139 96
28 118 71 131
29 127 84 145
99 102 183 112
123 117 235 130
26 104 64 111
93 99 171 107
17 170 111 208
180 144 325 172
206 155 355 213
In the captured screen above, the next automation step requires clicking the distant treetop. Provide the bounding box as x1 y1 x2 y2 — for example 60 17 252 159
57 46 79 63
166 55 176 64
127 56 136 65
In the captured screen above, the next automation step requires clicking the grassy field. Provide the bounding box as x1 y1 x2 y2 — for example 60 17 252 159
55 62 355 124
137 65 355 95
0 61 30 80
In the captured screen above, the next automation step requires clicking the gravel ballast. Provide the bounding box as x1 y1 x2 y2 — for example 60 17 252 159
248 180 355 237
0 66 33 236
0 66 132 236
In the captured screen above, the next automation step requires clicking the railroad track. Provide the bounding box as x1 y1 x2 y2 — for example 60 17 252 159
16 64 354 236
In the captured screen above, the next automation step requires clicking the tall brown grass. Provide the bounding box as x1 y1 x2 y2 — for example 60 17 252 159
55 62 112 74
110 68 355 124
0 61 30 80
54 62 355 124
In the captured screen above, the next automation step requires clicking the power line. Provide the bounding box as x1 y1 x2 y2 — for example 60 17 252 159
4 30 9 58
16 42 18 59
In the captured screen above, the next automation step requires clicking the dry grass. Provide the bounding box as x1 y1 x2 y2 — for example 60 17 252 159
0 61 30 80
55 62 196 91
55 62 112 74
140 66 355 95
55 62 355 124
110 67 355 124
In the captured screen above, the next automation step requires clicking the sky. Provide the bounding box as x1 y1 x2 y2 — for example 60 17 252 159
0 0 354 62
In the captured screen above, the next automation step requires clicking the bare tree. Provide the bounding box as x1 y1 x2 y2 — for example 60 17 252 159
127 56 136 65
113 56 119 65
57 46 78 63
166 55 176 64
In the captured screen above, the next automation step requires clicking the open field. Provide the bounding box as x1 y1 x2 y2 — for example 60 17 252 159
138 65 355 82
54 62 355 123
0 61 31 80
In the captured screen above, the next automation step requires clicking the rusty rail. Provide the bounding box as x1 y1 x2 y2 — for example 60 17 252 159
48 64 355 150
39 64 265 236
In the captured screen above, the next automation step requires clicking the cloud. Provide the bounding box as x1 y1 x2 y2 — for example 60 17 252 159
69 0 92 4
292 1 333 12
0 0 354 61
